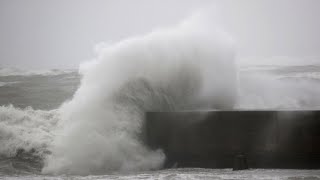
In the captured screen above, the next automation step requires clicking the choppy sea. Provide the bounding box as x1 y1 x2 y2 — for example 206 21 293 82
0 65 320 179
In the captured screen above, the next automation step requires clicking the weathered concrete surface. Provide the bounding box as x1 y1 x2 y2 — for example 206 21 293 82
146 111 320 169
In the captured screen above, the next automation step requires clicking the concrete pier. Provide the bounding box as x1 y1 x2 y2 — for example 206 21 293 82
146 111 320 169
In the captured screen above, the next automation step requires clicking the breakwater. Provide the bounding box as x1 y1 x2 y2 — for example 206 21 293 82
146 111 320 169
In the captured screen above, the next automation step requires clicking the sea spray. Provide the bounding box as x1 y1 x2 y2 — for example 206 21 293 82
42 13 237 175
237 67 320 109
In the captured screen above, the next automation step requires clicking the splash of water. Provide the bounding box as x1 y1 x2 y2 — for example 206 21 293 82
42 13 237 175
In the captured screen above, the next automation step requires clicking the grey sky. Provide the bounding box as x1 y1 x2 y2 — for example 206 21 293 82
1 0 320 69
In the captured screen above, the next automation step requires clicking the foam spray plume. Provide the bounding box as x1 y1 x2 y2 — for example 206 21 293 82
42 13 237 175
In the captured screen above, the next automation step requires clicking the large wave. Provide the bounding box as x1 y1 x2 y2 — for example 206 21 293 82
40 13 237 175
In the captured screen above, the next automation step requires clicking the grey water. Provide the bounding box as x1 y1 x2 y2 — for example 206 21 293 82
0 65 320 179
0 70 79 110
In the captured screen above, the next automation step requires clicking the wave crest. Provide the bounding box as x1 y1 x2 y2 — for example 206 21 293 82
42 13 237 175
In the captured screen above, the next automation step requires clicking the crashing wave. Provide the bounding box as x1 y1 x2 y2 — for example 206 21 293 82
42 12 237 175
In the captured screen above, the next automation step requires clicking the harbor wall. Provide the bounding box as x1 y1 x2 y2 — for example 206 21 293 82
146 111 320 169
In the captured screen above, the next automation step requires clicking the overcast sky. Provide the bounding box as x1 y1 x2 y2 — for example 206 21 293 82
1 0 320 69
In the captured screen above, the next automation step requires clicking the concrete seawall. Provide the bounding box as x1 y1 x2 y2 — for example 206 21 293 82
146 111 320 169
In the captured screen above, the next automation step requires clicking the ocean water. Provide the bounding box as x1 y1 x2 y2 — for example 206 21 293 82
1 65 320 179
0 69 79 110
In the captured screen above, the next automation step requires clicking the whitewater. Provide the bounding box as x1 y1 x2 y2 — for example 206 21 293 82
1 13 320 179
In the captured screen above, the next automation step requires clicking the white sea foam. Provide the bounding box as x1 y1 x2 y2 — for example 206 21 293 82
0 105 59 158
